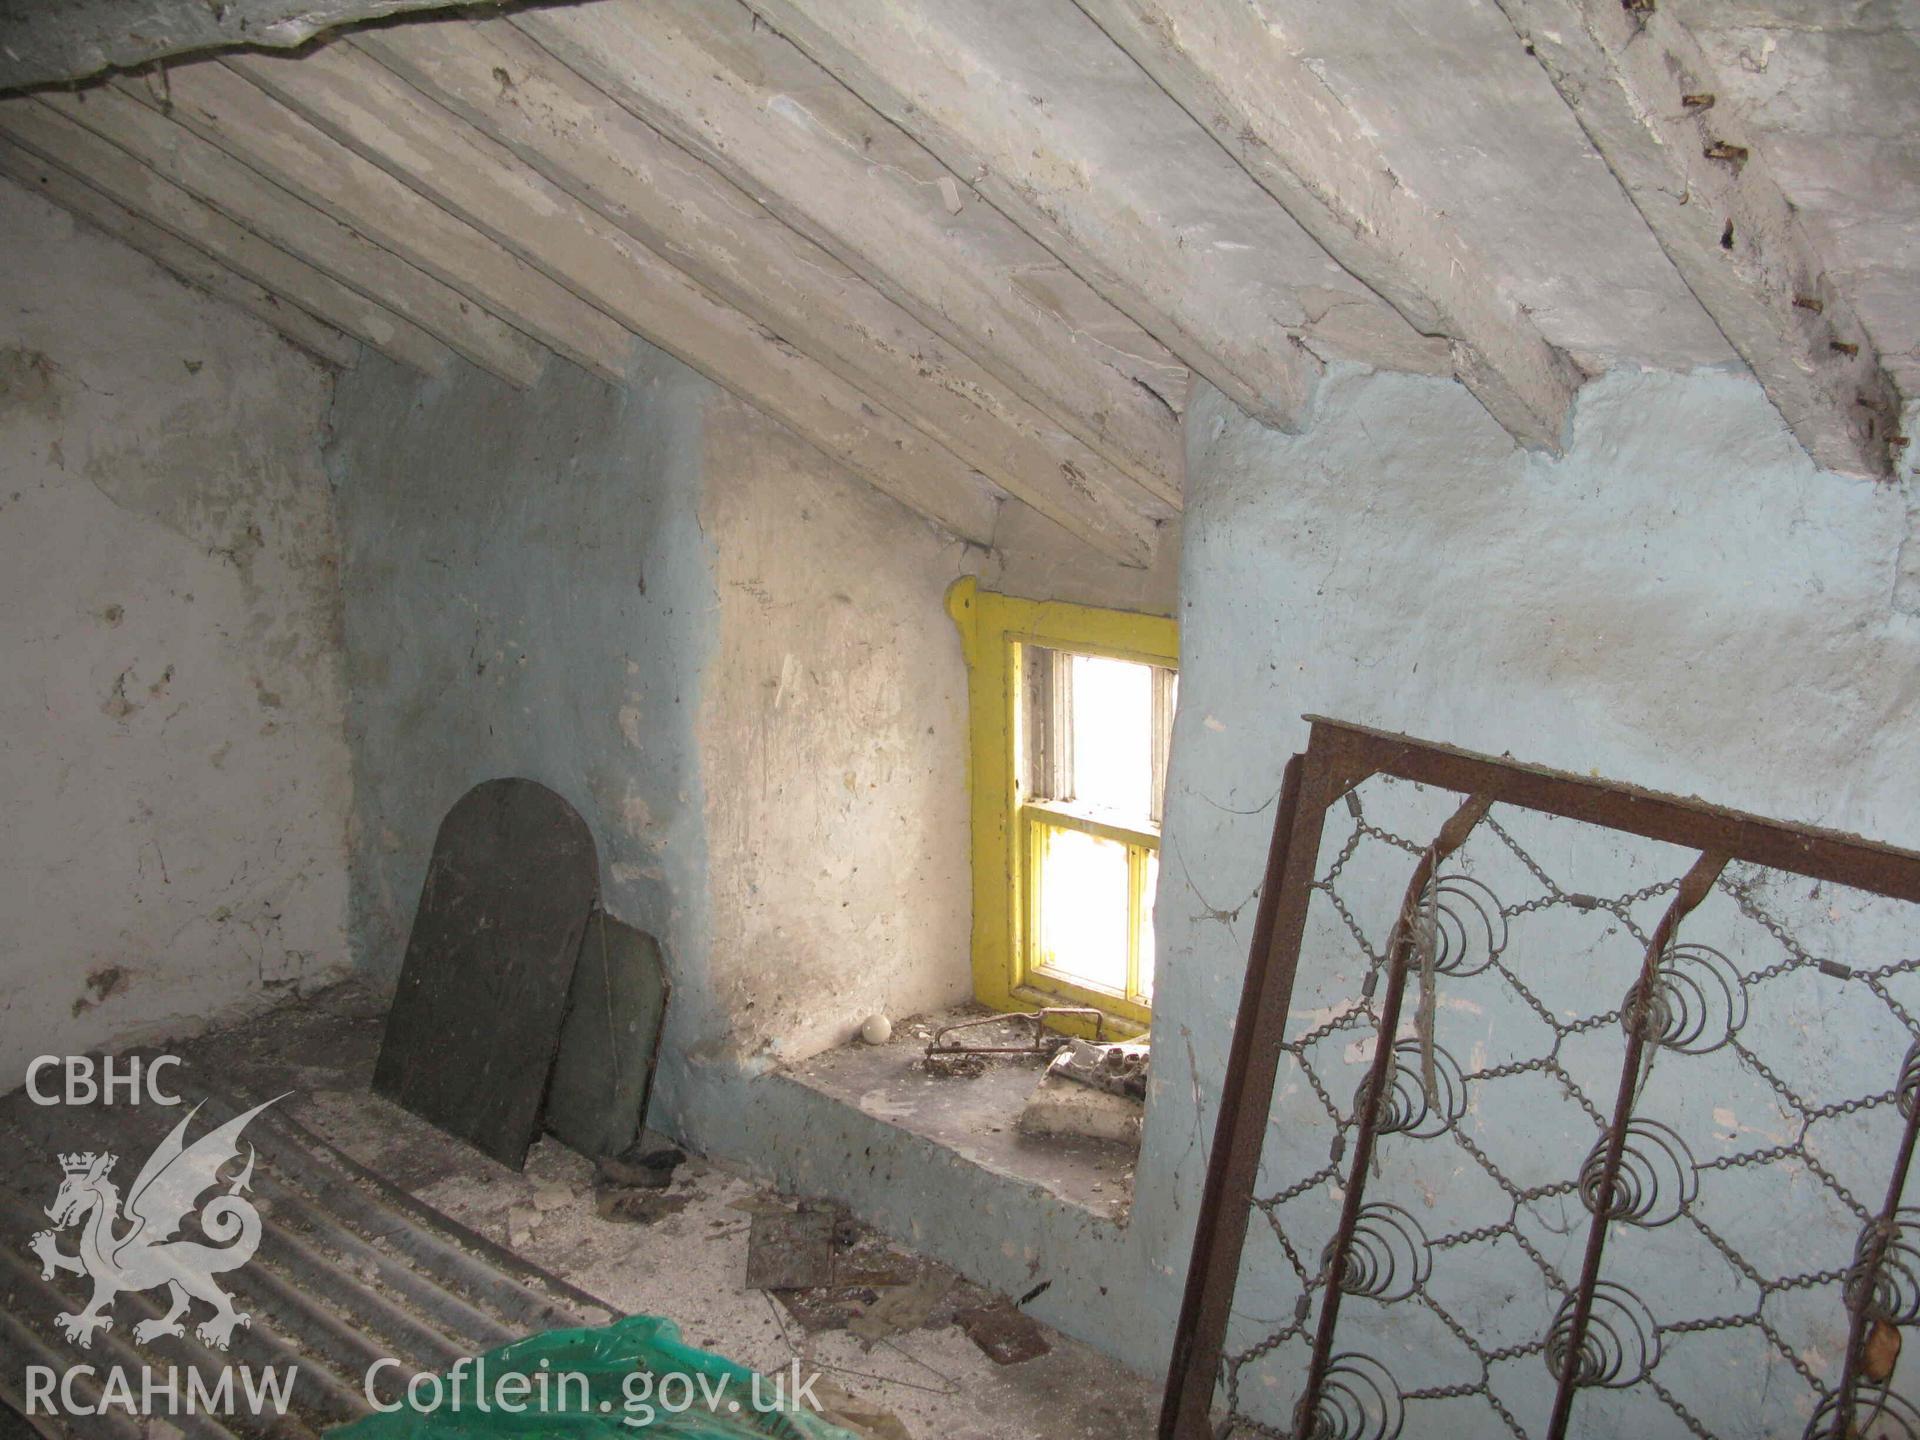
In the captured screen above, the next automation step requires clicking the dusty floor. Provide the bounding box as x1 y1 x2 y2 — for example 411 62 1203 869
173 981 1162 1440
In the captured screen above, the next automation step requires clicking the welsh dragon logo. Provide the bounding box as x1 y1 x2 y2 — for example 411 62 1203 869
28 1096 283 1351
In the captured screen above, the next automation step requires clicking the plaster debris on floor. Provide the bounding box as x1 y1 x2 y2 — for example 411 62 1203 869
166 982 1161 1440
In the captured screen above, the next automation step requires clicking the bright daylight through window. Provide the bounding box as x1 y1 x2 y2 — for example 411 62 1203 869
1021 648 1175 1017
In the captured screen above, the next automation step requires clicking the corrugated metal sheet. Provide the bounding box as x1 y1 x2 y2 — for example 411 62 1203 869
0 1069 615 1439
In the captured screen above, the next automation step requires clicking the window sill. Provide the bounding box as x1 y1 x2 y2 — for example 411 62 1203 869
1005 983 1151 1038
1021 796 1160 847
779 1005 1139 1224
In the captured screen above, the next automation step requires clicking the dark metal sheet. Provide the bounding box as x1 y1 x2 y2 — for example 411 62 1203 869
545 911 669 1160
373 778 598 1169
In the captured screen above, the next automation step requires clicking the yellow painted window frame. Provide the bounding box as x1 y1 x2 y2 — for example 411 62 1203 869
946 577 1178 1037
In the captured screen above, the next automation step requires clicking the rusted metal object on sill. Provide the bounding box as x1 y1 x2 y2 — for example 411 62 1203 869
925 1007 1107 1060
1050 1037 1151 1099
1160 717 1920 1440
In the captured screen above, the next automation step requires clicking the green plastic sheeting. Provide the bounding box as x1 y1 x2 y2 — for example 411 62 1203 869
331 1315 859 1440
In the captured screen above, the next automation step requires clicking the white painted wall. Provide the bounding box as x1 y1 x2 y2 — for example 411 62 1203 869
699 390 976 1064
0 176 353 1081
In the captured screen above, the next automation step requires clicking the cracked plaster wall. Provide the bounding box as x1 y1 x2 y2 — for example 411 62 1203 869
0 174 353 1080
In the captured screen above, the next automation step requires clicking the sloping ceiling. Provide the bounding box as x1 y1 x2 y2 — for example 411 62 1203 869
2 0 1913 566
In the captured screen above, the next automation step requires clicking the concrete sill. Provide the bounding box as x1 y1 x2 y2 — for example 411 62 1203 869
778 1008 1139 1224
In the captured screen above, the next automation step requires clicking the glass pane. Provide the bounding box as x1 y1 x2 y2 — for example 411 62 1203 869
1069 653 1152 821
1034 822 1130 994
1137 850 1159 1002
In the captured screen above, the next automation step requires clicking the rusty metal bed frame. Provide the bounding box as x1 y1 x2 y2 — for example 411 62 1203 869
1161 717 1920 1440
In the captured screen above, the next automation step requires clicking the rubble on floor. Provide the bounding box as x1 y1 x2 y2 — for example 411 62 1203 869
976 1033 1151 1145
746 1209 836 1291
595 1144 694 1225
1045 1038 1149 1101
744 1205 1050 1367
952 1306 1050 1368
8 981 1159 1440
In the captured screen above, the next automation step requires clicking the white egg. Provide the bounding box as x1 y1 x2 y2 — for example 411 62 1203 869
860 1013 893 1045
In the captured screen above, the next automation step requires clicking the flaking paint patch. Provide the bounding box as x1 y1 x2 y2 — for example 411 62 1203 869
621 791 655 836
0 344 60 418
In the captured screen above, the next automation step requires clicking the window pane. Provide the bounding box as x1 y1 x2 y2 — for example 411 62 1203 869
1069 653 1152 820
1034 822 1130 994
1137 849 1159 1002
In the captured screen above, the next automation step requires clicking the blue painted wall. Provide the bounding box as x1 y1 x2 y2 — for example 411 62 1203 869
325 345 718 1121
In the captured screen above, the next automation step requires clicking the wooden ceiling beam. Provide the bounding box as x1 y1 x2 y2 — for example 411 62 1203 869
48 84 546 387
1494 0 1906 477
0 0 475 91
512 0 1186 507
1070 0 1585 453
739 0 1326 434
145 48 1003 542
0 138 359 369
139 60 636 384
0 98 455 376
245 34 1156 561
